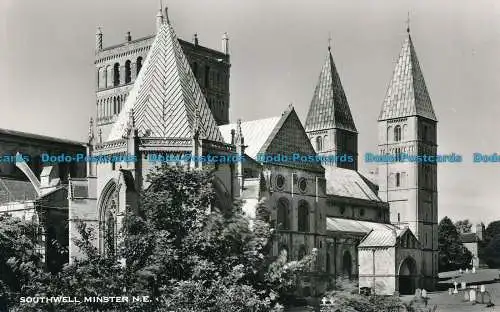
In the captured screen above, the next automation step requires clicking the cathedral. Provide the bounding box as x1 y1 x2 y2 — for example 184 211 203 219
0 6 439 297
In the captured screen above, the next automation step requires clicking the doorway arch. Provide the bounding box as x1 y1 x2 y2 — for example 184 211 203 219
398 256 418 295
342 250 352 278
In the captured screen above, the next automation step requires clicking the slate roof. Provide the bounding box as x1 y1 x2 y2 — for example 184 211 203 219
219 117 281 159
0 178 38 204
107 19 223 142
325 167 383 202
326 217 396 234
305 48 357 133
378 34 437 121
461 232 480 243
358 228 409 248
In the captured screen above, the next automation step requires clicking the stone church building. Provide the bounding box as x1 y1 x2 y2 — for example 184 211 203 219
0 7 439 297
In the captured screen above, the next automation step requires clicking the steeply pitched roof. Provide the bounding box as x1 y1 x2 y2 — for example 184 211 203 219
220 108 324 172
305 48 357 133
378 34 437 121
325 167 383 202
107 20 223 142
219 116 281 159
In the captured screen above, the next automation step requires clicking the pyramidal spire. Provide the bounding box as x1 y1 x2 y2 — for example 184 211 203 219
305 42 357 133
107 19 223 142
378 30 437 121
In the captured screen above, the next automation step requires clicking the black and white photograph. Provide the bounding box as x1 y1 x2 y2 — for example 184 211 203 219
1 1 500 311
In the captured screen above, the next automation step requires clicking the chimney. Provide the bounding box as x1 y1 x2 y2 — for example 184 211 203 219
95 27 103 51
222 32 229 54
126 31 132 42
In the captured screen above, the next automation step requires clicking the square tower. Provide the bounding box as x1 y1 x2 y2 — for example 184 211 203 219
377 31 438 290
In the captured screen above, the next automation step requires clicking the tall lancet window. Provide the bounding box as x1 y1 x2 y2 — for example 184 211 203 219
99 181 118 257
394 125 402 142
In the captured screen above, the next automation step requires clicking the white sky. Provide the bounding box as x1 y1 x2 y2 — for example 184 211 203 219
1 0 500 225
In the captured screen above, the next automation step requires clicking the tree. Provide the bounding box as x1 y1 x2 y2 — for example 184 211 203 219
15 165 315 312
0 215 44 309
482 234 500 268
438 217 473 272
484 221 500 242
454 219 472 234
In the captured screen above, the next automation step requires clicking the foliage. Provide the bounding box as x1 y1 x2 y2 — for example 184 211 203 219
481 234 500 268
454 219 472 234
484 221 500 242
8 165 315 312
0 214 44 308
438 217 472 272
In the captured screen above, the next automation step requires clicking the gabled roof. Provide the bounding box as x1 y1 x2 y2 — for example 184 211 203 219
219 116 281 159
325 167 383 202
378 33 437 121
107 20 223 142
220 108 324 172
305 48 357 133
358 228 408 248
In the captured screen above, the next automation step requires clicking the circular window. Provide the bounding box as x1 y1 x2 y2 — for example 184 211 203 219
276 175 285 189
298 178 307 192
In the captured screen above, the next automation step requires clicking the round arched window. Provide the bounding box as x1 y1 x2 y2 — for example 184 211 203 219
360 209 365 217
298 178 307 192
276 174 285 190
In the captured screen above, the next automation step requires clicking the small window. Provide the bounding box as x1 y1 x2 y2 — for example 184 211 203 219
125 60 131 83
340 206 346 215
394 125 402 142
298 178 307 193
360 208 365 217
136 57 143 75
276 175 285 189
397 213 401 223
113 63 120 86
395 172 401 187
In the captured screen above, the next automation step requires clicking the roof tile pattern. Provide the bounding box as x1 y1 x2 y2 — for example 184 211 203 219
0 178 38 204
107 22 223 142
325 167 383 202
305 50 357 133
379 35 437 121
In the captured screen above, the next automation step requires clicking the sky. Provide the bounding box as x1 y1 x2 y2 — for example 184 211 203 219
1 0 500 225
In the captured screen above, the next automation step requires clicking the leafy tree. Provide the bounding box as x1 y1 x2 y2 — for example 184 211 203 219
14 165 315 312
484 221 500 242
438 217 472 272
454 219 472 234
481 234 500 268
0 214 44 308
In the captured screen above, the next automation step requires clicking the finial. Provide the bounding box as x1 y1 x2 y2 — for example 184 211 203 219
328 32 332 51
288 102 294 110
194 33 199 46
406 11 410 34
88 117 95 143
98 128 102 144
96 27 102 35
165 1 170 25
128 109 135 129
